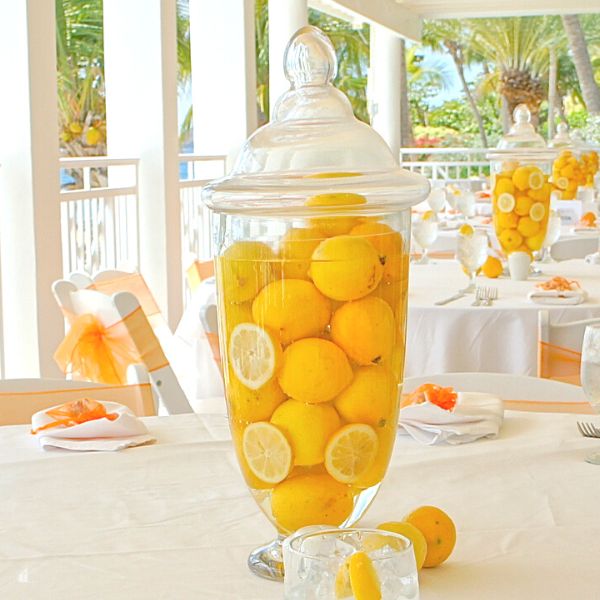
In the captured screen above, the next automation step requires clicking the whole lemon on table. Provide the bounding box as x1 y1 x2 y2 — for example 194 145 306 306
278 338 353 403
277 227 325 280
270 399 340 466
404 505 456 567
271 473 354 533
251 279 331 345
218 241 274 304
377 521 428 570
482 256 503 279
310 235 383 301
331 296 395 366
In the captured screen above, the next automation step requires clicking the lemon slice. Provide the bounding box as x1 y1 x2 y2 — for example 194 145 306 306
458 224 474 236
325 424 378 484
242 422 292 484
555 176 569 190
348 552 381 600
528 169 544 190
529 202 546 222
497 192 515 213
422 210 434 221
229 323 280 390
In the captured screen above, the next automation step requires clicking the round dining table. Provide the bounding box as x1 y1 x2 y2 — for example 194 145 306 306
405 259 600 378
1 388 599 599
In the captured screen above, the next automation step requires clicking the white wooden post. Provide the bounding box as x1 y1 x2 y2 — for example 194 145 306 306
269 0 308 115
0 0 63 377
369 25 402 159
103 0 183 329
189 0 257 157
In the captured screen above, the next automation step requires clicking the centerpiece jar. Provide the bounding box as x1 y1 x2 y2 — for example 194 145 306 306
201 27 429 581
550 123 599 199
488 105 556 256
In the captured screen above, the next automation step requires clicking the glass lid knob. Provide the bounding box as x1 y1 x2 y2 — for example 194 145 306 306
284 26 337 88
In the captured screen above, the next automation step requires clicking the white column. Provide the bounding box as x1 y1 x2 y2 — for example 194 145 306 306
269 0 308 115
190 0 257 157
0 0 63 377
103 0 183 329
368 25 402 159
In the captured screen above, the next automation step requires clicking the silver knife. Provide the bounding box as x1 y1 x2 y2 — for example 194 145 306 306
434 292 465 306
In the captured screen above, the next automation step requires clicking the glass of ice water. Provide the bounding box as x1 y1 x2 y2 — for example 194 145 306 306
456 229 488 292
282 527 419 600
581 324 600 465
412 218 439 264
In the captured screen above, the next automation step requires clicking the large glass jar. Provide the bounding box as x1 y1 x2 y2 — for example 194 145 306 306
202 26 429 581
550 123 599 199
487 105 556 255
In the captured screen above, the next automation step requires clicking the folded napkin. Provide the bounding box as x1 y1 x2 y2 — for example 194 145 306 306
399 392 504 445
31 401 155 451
527 289 587 305
571 226 598 234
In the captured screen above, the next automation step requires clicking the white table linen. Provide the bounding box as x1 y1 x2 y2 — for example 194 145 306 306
406 259 600 377
2 406 600 599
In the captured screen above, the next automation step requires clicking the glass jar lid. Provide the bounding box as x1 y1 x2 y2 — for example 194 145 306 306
549 122 573 149
202 26 429 216
487 104 556 162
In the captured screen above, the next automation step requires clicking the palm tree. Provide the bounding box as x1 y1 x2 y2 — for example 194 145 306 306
562 14 600 115
422 19 488 147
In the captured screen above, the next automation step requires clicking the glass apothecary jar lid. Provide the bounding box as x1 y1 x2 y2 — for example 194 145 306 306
202 26 430 216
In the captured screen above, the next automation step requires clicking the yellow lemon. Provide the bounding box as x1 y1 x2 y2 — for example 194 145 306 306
222 301 253 336
555 176 569 190
377 521 428 570
498 229 523 252
529 182 552 201
325 423 379 484
482 255 503 279
422 210 434 221
459 224 474 236
278 228 325 280
512 166 531 191
496 211 518 230
514 195 533 216
306 192 367 236
310 235 383 301
271 473 353 533
529 202 546 222
525 231 546 251
252 279 331 345
227 375 286 422
242 421 292 484
228 323 282 390
230 420 274 490
331 297 395 366
347 552 381 600
496 193 515 213
334 366 396 428
349 222 405 284
218 241 274 304
528 167 544 190
494 177 515 196
278 338 353 404
270 399 341 466
353 423 397 489
404 506 456 568
517 216 540 238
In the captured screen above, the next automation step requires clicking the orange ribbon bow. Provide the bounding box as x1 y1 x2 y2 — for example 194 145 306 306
31 398 118 434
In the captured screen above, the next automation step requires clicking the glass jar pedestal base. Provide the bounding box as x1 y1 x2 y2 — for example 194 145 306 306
248 536 285 581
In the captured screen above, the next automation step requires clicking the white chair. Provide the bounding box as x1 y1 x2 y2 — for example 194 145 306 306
52 280 192 415
538 310 600 384
403 372 586 403
0 368 156 426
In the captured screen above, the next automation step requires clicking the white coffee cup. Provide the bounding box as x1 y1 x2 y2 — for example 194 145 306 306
508 251 532 281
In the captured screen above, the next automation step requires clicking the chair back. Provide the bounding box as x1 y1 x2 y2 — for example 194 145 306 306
538 310 600 385
52 280 192 415
0 376 156 426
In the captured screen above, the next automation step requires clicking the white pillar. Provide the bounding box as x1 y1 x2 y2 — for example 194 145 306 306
190 0 257 156
103 0 183 330
369 25 402 159
269 0 308 115
0 0 63 377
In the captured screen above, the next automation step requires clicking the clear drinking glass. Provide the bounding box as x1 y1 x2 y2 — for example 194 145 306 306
580 324 600 465
427 188 446 215
412 218 439 264
538 211 562 263
457 191 476 219
283 528 419 600
457 230 488 292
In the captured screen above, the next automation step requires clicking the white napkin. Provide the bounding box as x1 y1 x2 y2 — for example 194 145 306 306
527 289 587 305
399 392 504 445
571 226 598 234
31 401 155 451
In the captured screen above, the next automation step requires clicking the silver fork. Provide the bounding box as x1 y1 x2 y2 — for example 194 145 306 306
483 286 498 307
471 287 485 306
577 422 600 439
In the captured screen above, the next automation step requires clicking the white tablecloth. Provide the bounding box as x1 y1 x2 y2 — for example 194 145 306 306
405 259 600 377
1 406 600 599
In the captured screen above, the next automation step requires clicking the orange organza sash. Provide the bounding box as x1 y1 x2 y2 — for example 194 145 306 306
0 383 155 426
87 273 160 317
538 340 582 386
186 260 215 292
54 308 168 385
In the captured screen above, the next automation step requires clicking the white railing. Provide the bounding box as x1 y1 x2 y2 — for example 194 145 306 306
59 157 140 276
400 147 489 185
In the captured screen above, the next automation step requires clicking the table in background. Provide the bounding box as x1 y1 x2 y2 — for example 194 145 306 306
405 259 600 377
2 403 600 599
